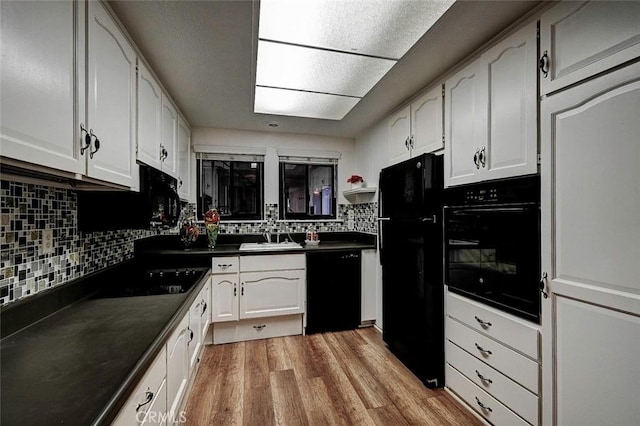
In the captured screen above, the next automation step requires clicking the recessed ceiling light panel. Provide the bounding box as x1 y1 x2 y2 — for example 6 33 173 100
259 0 456 59
254 86 360 120
256 41 395 97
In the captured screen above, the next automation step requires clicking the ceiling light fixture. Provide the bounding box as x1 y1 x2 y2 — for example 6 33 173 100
254 0 456 120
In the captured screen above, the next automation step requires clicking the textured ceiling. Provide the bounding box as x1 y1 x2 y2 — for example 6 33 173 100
108 0 542 139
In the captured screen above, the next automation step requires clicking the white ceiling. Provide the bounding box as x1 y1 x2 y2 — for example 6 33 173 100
108 0 542 139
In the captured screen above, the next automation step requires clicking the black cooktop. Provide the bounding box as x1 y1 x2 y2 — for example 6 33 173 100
94 267 208 298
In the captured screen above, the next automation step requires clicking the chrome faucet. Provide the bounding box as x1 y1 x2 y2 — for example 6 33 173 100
263 230 272 243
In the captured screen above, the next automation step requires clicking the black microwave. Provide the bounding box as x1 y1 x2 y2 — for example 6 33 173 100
444 175 541 323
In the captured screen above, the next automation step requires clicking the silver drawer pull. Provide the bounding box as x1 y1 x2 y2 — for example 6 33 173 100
474 316 492 328
475 370 493 384
253 324 266 330
218 264 232 270
475 396 492 413
474 343 492 356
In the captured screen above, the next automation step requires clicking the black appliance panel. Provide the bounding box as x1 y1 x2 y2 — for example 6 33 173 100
306 251 361 334
444 175 541 323
379 154 442 219
381 219 444 388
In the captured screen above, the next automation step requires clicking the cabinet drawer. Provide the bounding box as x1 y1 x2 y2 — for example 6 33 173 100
212 256 239 274
112 346 167 425
446 341 538 425
446 317 539 394
446 364 530 426
213 314 303 344
240 254 305 272
447 292 539 359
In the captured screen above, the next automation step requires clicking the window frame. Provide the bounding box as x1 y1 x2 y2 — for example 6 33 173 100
279 161 337 220
196 158 264 221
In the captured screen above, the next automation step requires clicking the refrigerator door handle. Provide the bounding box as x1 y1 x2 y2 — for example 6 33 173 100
421 215 437 224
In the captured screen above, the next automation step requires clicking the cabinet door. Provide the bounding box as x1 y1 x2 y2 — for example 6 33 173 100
177 116 192 201
479 20 537 182
540 1 640 95
387 106 411 165
137 60 162 170
444 61 484 187
410 85 443 156
239 269 305 320
187 299 202 373
0 0 84 175
361 249 377 322
166 315 189 423
86 0 137 187
199 280 211 342
161 94 178 178
540 62 640 425
211 274 239 322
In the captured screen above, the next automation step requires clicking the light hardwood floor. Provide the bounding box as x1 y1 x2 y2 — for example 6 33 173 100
183 327 482 425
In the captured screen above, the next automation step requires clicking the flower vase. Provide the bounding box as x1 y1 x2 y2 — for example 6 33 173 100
206 224 219 249
351 181 364 189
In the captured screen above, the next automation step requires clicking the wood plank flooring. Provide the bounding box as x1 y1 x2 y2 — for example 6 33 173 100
183 327 482 425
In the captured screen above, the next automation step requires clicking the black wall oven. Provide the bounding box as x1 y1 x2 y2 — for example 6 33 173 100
444 175 541 323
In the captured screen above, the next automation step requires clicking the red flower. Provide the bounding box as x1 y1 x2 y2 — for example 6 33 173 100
204 208 220 224
346 174 364 183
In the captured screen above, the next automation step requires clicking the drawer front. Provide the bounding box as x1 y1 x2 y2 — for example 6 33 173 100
446 317 539 394
446 364 530 426
240 254 305 272
213 314 303 344
447 292 539 359
446 341 539 425
112 346 167 426
212 256 239 274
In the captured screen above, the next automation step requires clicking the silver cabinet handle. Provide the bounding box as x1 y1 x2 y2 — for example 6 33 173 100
479 146 486 168
475 343 492 356
539 50 549 78
135 388 154 412
474 316 492 328
253 324 266 330
473 149 480 169
475 370 493 384
233 282 237 297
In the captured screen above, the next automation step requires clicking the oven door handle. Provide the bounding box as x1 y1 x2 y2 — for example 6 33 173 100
451 207 530 214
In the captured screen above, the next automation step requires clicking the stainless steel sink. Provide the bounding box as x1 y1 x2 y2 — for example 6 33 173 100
239 242 303 251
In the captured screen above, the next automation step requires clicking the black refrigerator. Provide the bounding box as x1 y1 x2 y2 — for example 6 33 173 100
378 153 444 388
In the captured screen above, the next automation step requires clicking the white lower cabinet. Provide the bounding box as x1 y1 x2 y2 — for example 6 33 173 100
114 279 211 426
112 347 167 426
211 254 306 344
445 291 540 425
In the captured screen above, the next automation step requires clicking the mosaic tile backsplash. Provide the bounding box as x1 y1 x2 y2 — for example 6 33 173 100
1 178 377 306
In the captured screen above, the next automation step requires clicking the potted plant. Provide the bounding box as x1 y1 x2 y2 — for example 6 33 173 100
347 174 365 189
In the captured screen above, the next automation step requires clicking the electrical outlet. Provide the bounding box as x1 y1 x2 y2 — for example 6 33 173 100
42 229 53 254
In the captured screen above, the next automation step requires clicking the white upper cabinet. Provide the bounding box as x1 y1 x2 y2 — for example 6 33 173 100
539 0 640 96
444 61 482 186
388 84 443 165
161 94 178 178
0 0 83 175
387 106 411 164
86 0 137 188
177 116 192 202
137 59 163 170
410 85 444 157
445 21 537 187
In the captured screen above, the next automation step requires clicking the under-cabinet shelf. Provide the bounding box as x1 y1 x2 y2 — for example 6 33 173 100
342 186 377 203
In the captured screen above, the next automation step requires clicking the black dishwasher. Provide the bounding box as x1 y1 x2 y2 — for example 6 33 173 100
306 250 361 334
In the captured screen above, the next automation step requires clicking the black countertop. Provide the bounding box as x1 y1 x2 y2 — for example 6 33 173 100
0 232 376 425
0 262 209 426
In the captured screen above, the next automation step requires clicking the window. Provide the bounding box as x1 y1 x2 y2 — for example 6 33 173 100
280 162 336 220
197 156 263 220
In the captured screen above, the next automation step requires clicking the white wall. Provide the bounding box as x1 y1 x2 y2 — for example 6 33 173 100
192 127 356 205
354 120 389 330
